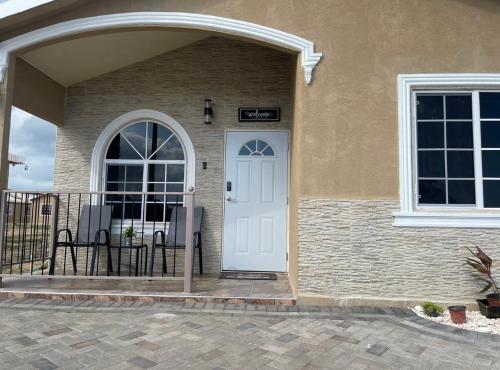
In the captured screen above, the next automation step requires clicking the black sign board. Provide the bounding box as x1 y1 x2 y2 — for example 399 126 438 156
238 107 280 122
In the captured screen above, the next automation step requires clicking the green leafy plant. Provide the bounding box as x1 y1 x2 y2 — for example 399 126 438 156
466 246 500 296
123 226 137 238
422 301 443 317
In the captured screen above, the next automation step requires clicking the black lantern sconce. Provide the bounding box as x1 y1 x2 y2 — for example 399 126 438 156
204 99 213 124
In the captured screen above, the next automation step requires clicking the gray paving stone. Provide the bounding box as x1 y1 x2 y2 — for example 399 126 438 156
367 344 389 356
118 331 146 341
127 355 157 369
42 328 72 337
182 321 203 329
70 339 100 349
236 322 257 330
14 335 38 347
30 357 58 370
336 321 352 329
473 353 493 367
276 333 299 343
331 334 360 344
404 344 426 355
0 299 497 369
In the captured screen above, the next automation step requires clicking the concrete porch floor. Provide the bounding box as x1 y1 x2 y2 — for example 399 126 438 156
0 273 295 305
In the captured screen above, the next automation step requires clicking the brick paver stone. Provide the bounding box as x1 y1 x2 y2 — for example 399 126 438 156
0 299 497 369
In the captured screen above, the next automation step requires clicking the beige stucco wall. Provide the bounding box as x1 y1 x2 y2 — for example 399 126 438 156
54 37 293 274
12 58 66 126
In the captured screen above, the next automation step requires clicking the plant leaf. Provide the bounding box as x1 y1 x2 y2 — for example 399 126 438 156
476 276 493 283
466 260 488 273
466 246 477 257
475 246 493 267
480 282 493 294
465 257 481 265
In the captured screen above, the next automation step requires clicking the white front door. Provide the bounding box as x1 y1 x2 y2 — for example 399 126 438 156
223 131 288 272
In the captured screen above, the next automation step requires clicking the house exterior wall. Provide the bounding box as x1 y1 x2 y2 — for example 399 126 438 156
3 0 500 303
12 58 66 126
298 200 500 305
4 0 499 200
54 37 293 274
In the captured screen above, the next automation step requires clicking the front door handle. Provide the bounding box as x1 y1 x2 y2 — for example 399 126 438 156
226 196 236 202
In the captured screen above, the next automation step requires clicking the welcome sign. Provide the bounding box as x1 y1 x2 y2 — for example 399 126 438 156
238 107 280 122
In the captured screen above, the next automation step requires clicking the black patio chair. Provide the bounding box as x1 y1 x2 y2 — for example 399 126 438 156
150 207 204 277
49 205 113 276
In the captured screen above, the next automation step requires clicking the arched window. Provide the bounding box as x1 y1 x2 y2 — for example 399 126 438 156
104 121 185 222
238 140 275 156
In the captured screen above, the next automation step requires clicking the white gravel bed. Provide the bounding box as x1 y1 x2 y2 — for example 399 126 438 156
413 305 500 335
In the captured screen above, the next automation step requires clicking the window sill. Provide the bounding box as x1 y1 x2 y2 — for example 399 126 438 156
393 211 500 228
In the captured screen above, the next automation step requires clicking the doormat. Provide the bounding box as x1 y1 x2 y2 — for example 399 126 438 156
219 272 277 280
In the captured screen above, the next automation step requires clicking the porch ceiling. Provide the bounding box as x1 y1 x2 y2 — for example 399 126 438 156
20 29 209 86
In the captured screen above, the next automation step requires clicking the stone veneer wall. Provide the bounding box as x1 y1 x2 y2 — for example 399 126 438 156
54 37 293 274
298 199 500 302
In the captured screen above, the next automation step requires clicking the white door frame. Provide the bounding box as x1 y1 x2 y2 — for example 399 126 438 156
222 129 290 272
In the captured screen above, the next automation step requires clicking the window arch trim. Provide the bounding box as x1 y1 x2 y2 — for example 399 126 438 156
238 139 276 156
90 109 195 192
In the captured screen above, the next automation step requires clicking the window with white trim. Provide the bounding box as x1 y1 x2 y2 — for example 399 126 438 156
104 121 185 222
414 91 500 209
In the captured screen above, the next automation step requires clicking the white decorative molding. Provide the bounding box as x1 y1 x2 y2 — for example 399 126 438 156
396 73 500 227
0 12 322 84
90 109 196 192
393 212 500 228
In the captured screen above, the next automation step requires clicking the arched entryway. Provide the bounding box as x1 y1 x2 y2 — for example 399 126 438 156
0 12 322 85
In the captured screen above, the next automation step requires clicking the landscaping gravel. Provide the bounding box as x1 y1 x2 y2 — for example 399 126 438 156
413 305 500 335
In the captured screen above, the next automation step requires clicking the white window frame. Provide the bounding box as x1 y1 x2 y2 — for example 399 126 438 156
394 74 500 228
90 109 196 193
102 121 187 227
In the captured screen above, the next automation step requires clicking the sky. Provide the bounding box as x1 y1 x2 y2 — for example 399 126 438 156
8 107 56 190
0 0 54 19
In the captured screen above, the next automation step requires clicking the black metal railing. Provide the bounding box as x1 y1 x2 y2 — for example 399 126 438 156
0 190 196 291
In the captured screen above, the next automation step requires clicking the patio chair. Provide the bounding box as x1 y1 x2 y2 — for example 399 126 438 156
150 207 204 277
49 205 113 276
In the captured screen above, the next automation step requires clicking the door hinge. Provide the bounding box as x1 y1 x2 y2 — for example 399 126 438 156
286 252 289 261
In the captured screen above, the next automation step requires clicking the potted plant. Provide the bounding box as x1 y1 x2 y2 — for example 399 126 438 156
422 302 443 317
123 226 136 247
466 246 500 307
448 305 467 324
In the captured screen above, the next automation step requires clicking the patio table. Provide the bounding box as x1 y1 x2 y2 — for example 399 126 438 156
109 243 148 277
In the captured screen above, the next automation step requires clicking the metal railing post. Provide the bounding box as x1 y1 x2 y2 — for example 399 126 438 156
0 190 6 285
183 189 195 293
48 195 59 274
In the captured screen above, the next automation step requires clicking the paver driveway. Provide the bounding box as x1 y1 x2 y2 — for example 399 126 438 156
0 299 499 369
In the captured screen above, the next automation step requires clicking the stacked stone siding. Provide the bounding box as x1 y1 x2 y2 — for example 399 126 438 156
55 37 293 274
298 199 500 301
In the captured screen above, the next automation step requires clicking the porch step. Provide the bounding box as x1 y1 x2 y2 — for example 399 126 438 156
0 290 296 306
